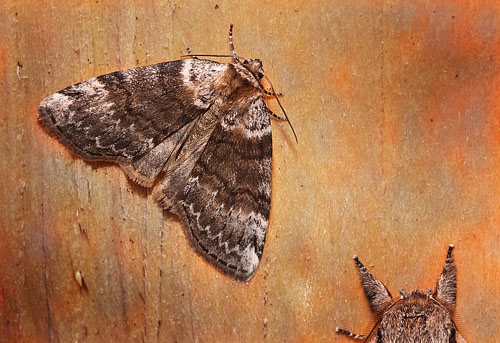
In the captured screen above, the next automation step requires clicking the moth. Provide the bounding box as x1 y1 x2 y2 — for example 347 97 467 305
38 25 295 282
336 245 466 342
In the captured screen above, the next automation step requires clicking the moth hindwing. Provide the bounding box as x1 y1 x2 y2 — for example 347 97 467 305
336 245 467 343
38 25 290 282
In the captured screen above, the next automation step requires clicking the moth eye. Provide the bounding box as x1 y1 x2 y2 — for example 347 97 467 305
257 72 264 79
243 60 249 64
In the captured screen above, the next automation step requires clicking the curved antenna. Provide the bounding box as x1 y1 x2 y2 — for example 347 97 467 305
181 54 236 59
183 24 297 143
263 74 298 143
229 24 241 64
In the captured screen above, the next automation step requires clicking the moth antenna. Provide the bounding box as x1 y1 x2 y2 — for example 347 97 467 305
335 328 366 340
185 46 198 59
263 74 298 143
227 24 294 142
268 110 287 121
263 89 284 97
229 24 240 64
180 54 236 59
434 244 457 310
353 255 393 313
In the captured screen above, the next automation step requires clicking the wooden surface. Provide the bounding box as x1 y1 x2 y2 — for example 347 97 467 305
1 1 499 342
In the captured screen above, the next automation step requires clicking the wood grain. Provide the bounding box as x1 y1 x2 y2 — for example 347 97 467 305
1 1 499 342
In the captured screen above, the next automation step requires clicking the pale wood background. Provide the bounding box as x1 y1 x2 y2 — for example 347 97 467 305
1 1 499 342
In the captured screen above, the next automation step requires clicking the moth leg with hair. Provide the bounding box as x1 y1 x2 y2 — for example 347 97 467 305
336 245 467 342
38 25 295 282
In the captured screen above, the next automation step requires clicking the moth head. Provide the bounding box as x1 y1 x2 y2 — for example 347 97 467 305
242 58 265 80
337 245 466 343
399 289 436 307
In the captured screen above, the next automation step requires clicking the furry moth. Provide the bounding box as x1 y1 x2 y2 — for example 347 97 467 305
336 245 466 342
38 25 295 282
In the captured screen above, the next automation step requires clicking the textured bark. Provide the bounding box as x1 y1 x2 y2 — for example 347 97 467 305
1 1 499 342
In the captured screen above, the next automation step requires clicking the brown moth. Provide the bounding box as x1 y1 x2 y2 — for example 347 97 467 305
38 25 295 282
336 245 467 342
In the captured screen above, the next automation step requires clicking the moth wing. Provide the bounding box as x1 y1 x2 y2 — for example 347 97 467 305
154 96 272 281
38 59 226 186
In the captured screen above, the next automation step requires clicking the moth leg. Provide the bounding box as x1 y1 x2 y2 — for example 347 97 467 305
263 89 284 97
185 46 199 59
336 328 367 340
268 110 287 121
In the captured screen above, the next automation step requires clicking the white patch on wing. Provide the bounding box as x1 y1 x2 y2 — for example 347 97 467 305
180 58 193 85
181 59 226 109
181 59 226 88
241 211 268 243
95 136 103 148
55 77 114 118
242 124 271 139
184 176 200 195
243 98 271 138
259 157 272 174
120 69 137 82
42 92 73 113
184 202 202 228
221 98 271 138
240 244 259 273
257 158 272 197
147 137 154 149
220 109 240 130
213 209 267 252
78 78 109 98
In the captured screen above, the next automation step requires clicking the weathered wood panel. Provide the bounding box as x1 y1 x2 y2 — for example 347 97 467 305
0 1 499 342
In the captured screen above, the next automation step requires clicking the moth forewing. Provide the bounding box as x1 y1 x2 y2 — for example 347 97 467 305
38 25 286 281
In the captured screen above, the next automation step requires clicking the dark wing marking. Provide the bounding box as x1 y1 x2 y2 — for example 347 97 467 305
155 96 272 281
38 59 226 186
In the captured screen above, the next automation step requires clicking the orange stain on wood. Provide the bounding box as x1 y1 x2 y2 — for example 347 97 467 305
2 1 500 342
